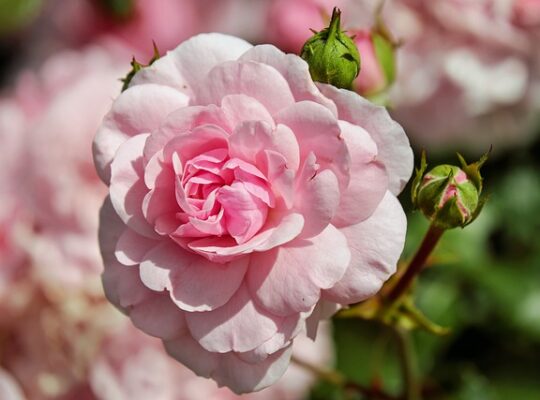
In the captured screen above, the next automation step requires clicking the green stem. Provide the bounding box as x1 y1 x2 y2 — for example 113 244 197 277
393 327 420 400
385 224 445 305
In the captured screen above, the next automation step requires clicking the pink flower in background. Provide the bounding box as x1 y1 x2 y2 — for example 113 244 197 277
379 0 540 150
17 45 130 293
352 30 391 96
48 0 199 58
265 0 343 53
94 33 412 392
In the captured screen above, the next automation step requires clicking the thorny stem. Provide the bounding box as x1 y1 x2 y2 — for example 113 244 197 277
385 224 445 305
291 356 398 400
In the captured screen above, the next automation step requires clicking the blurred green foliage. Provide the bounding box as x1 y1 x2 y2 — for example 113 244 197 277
0 0 42 35
310 138 540 399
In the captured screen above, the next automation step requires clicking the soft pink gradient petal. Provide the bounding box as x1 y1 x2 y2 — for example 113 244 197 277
197 61 295 115
164 334 293 394
318 84 413 195
332 120 389 227
0 368 24 400
186 284 281 353
221 94 275 129
274 101 349 188
139 242 248 312
163 33 252 96
294 154 341 238
93 84 188 183
109 133 158 239
185 212 304 262
240 44 338 115
144 104 230 163
115 227 159 266
99 198 187 340
324 192 407 304
247 225 350 317
229 121 300 174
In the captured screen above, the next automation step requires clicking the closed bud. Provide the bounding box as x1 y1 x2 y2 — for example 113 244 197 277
411 151 489 230
300 7 360 89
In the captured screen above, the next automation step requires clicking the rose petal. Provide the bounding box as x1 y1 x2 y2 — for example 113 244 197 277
186 284 281 352
109 133 158 238
318 84 414 194
197 60 295 115
247 225 350 316
331 120 389 227
323 191 407 304
94 84 188 183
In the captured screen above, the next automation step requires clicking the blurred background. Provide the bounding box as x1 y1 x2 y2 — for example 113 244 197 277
0 0 539 399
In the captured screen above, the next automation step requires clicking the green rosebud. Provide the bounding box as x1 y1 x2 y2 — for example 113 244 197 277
411 151 489 230
300 7 360 89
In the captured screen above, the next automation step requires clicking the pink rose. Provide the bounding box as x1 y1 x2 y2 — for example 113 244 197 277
94 33 412 393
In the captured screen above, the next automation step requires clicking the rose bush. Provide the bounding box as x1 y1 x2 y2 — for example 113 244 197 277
94 33 413 393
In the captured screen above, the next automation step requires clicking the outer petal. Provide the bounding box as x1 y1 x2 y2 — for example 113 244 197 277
139 242 248 312
323 192 407 304
197 60 295 115
115 227 159 266
318 84 413 195
332 121 388 228
109 133 157 238
93 84 188 183
99 198 186 340
0 369 24 400
185 284 281 353
240 45 338 115
213 346 293 394
166 33 252 97
164 335 293 394
247 225 350 317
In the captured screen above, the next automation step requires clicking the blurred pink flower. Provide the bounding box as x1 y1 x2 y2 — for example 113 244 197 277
265 0 344 53
352 30 389 96
16 45 130 294
93 33 412 393
49 0 200 59
381 0 540 149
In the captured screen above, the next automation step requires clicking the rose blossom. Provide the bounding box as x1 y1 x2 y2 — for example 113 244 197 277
94 33 413 393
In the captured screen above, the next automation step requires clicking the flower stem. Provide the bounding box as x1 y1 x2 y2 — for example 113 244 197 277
393 327 420 400
385 224 445 305
291 355 398 400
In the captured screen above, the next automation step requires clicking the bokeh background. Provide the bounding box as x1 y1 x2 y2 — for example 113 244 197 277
1 0 539 399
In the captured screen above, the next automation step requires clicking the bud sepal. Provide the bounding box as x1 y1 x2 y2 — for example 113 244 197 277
300 7 360 89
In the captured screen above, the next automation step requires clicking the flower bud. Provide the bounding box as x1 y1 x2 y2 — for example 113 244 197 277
352 29 396 97
411 151 489 230
300 7 360 89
